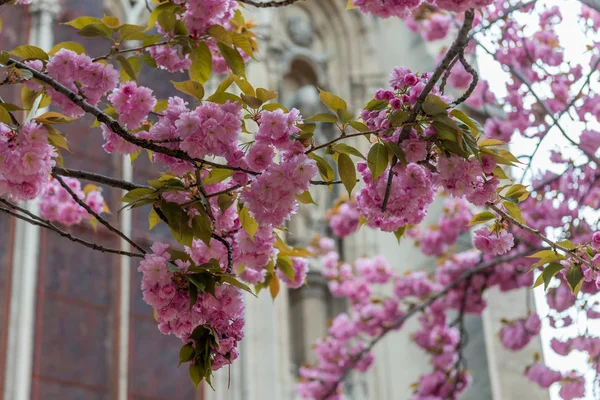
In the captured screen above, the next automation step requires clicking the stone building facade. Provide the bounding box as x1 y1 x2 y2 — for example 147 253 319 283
0 0 547 399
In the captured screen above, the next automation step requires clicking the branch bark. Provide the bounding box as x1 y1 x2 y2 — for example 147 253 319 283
381 9 475 211
0 199 144 258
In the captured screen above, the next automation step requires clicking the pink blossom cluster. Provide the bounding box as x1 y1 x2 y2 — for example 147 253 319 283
241 109 318 227
235 225 277 284
209 40 252 75
408 198 472 256
436 154 499 206
525 363 562 388
356 160 436 232
498 314 541 351
108 81 156 130
39 177 105 226
0 122 56 201
472 227 514 255
275 257 309 289
138 242 245 371
147 45 192 73
327 197 360 238
173 0 238 38
352 0 493 19
45 49 119 118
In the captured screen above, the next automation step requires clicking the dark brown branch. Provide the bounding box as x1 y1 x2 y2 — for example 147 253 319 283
7 58 259 176
452 53 479 106
53 167 150 191
0 200 144 258
238 0 304 7
52 174 147 255
211 234 233 274
381 9 475 211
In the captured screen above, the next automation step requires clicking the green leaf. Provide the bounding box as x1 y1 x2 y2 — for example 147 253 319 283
256 88 277 103
121 187 155 203
239 206 258 238
48 42 85 56
385 142 407 165
192 213 213 246
394 225 407 243
338 153 356 196
503 201 525 224
64 16 102 30
364 98 388 111
241 94 263 109
231 33 254 58
318 88 347 112
269 276 280 300
367 143 388 181
189 42 212 84
331 143 365 159
276 255 295 281
450 109 480 136
203 168 233 185
217 42 245 77
0 107 11 124
171 80 205 100
305 113 338 123
309 153 334 182
217 194 235 212
117 55 138 81
206 92 243 105
468 211 495 226
505 184 528 198
541 263 564 291
295 191 317 205
157 11 176 32
101 15 121 29
9 45 48 61
221 275 256 296
229 74 255 97
179 344 195 366
337 108 354 125
389 110 409 126
479 138 505 147
188 281 198 310
189 364 203 388
78 23 112 39
349 120 369 132
557 240 576 250
207 25 233 45
161 201 194 247
422 94 448 116
119 24 146 40
566 266 583 296
148 208 161 230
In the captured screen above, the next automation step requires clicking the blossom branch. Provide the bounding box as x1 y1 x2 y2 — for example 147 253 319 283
0 199 144 258
92 41 170 62
53 167 150 191
238 0 305 8
486 202 591 267
319 248 535 400
381 9 475 212
452 53 479 106
52 173 148 255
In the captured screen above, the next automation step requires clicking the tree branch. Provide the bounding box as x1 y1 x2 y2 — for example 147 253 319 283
381 9 475 211
52 173 148 255
238 0 305 7
318 248 534 399
53 167 150 191
487 202 591 267
0 199 144 258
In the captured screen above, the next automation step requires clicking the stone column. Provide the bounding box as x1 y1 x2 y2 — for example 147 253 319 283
3 2 60 400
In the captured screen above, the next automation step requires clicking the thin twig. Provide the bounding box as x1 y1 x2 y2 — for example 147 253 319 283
0 201 144 258
52 174 147 255
53 167 150 191
238 0 304 7
452 53 479 106
487 202 591 267
92 41 170 62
